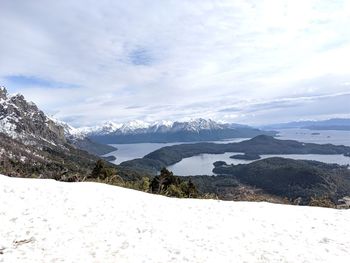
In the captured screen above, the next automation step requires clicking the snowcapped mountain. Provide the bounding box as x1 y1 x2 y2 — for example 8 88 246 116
77 121 123 136
0 86 116 178
80 118 276 144
170 118 223 132
0 86 66 145
78 118 234 136
1 85 272 146
262 118 350 131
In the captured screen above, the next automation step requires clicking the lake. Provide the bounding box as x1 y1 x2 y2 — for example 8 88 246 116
107 138 247 165
167 129 350 175
106 128 350 175
276 128 350 146
167 153 350 176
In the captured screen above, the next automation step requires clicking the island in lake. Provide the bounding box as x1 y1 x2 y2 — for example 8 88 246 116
230 153 261 160
120 135 350 174
119 135 350 205
208 157 350 205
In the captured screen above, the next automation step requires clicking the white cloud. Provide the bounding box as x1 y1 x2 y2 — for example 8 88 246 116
1 0 350 126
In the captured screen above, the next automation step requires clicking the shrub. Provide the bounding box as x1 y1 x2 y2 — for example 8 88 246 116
90 159 117 180
309 196 336 208
150 168 199 198
140 177 150 192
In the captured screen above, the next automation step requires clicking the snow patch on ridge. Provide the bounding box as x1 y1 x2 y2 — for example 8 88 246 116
74 118 227 136
0 87 65 144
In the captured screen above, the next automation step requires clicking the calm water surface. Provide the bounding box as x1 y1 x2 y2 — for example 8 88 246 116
106 129 350 176
168 153 350 176
276 128 350 146
168 129 350 175
107 138 247 164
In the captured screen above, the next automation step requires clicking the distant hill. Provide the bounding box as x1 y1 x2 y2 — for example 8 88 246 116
120 135 350 174
119 135 350 204
212 157 350 204
76 119 276 144
263 118 350 131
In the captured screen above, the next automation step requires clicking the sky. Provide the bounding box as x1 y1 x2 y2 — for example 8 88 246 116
1 0 350 127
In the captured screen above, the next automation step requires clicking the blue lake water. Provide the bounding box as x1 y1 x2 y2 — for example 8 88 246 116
167 153 350 176
276 128 350 146
107 138 247 165
106 129 350 176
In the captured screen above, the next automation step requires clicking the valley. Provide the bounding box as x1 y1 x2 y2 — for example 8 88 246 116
120 135 350 173
2 85 350 208
117 134 350 205
2 1 350 262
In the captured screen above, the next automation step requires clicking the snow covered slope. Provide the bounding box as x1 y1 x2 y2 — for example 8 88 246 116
0 175 349 263
0 86 116 157
77 118 224 136
0 86 66 144
80 118 275 144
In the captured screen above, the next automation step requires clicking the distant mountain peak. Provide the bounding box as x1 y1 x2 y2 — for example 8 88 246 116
152 120 173 127
120 120 150 132
75 118 228 136
76 118 275 144
263 118 350 130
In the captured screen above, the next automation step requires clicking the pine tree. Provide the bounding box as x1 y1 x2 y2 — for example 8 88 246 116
91 159 117 180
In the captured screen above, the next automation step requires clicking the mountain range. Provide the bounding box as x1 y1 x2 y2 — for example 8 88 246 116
2 86 350 206
262 118 350 130
75 119 276 144
0 86 116 179
0 86 274 178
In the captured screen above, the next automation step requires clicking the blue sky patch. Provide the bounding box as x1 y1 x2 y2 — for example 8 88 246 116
128 48 153 66
4 75 77 89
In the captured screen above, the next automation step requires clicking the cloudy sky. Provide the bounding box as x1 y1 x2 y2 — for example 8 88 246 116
1 0 350 127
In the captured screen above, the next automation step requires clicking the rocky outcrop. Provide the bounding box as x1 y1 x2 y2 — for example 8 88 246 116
0 86 65 145
0 86 117 179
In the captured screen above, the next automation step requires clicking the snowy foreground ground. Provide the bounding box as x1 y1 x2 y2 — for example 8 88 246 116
0 175 350 263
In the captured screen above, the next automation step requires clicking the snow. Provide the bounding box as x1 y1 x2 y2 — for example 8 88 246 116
103 121 123 130
0 86 7 95
0 115 18 139
0 90 32 140
1 175 349 263
76 121 123 136
76 120 153 136
120 120 150 133
152 120 174 127
47 116 81 137
75 118 227 136
1 89 64 145
75 125 100 135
